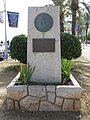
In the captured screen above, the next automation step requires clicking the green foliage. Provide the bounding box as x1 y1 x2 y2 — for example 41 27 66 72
10 34 27 64
61 58 73 84
87 32 90 40
61 32 81 60
15 64 35 85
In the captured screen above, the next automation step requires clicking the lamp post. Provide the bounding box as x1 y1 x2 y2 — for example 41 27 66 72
3 0 8 60
71 0 79 35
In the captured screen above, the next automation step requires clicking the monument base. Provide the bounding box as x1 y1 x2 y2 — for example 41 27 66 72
7 73 81 111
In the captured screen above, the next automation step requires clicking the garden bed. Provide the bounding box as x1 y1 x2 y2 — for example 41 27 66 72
6 73 81 111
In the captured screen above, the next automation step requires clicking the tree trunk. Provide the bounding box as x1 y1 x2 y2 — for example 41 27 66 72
60 11 64 32
72 10 76 35
71 0 78 35
85 22 89 44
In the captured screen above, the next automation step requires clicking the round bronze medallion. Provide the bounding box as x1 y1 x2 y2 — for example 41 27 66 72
34 13 53 32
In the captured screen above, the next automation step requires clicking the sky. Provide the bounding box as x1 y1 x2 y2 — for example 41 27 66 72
0 0 53 42
0 0 90 42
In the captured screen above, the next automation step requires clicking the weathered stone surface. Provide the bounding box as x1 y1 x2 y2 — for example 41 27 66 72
74 100 81 111
47 92 55 103
7 99 14 110
7 85 27 100
39 101 61 111
63 99 74 111
20 96 39 111
55 97 63 106
41 96 47 101
27 6 61 83
29 85 46 97
56 86 81 99
15 101 20 110
6 74 81 111
46 86 55 93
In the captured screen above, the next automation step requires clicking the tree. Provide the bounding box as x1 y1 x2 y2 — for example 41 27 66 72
84 13 90 42
81 2 90 13
75 6 86 39
80 2 90 43
51 0 71 32
71 0 79 35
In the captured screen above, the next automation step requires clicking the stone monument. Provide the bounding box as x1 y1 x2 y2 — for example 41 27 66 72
7 6 81 112
27 6 61 83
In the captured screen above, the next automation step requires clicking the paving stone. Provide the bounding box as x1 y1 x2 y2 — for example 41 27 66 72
39 101 61 111
56 86 81 99
7 85 27 100
29 85 46 97
63 99 74 111
74 100 81 111
47 92 55 103
55 97 63 106
15 101 20 110
46 86 55 93
7 99 14 110
20 96 39 111
41 96 47 101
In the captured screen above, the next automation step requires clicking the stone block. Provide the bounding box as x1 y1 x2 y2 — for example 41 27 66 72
46 85 55 93
74 100 81 111
20 96 39 111
56 86 81 99
15 101 20 110
7 85 28 100
29 85 46 97
55 97 63 106
39 101 61 111
47 92 55 103
63 99 74 111
41 96 47 101
7 99 14 110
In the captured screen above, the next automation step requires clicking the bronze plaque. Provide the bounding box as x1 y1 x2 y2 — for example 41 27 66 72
33 38 55 52
34 13 53 32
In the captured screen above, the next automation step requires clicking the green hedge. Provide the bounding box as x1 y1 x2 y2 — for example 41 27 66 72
10 34 27 64
10 33 81 64
61 32 81 60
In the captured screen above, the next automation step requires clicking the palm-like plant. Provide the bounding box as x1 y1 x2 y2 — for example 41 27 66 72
80 2 90 43
51 0 71 32
84 13 90 42
15 64 35 85
81 2 90 13
61 58 73 84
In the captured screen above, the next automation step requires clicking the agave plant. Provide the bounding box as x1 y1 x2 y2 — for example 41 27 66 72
61 58 73 84
15 64 35 85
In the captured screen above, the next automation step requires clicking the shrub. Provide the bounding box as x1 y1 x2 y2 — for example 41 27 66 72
10 34 27 64
10 33 81 64
87 32 90 40
61 32 81 60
